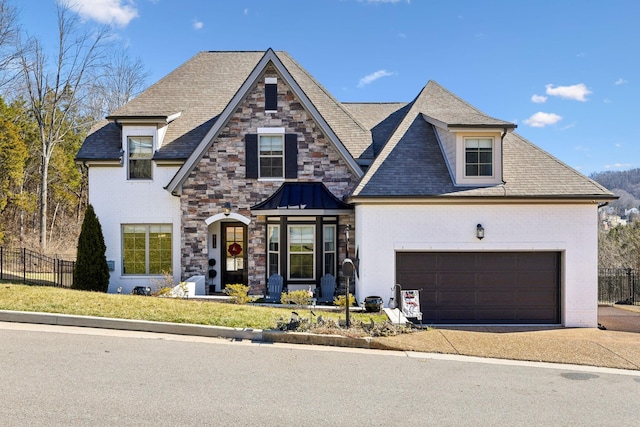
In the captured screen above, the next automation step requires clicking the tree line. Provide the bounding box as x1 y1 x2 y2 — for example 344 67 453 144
0 0 148 255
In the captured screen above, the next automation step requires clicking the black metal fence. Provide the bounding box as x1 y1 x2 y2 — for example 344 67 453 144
598 268 639 305
0 247 75 288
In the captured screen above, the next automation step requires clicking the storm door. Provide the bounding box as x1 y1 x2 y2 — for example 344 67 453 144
221 223 248 288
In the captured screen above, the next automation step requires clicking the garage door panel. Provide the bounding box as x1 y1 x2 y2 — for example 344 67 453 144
396 252 560 324
477 272 516 288
438 253 477 270
477 291 515 305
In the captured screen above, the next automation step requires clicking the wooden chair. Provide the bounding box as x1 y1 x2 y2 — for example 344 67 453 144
318 273 336 303
265 274 283 303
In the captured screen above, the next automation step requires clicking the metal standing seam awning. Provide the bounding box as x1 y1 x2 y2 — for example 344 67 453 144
250 182 353 216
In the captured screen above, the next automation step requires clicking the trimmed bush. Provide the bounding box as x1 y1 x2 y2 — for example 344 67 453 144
224 284 251 304
73 204 110 292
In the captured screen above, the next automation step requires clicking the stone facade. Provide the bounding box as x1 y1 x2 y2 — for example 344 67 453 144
180 65 360 293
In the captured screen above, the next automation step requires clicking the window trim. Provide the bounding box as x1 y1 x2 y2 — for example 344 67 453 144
121 224 172 276
257 127 285 180
323 224 336 276
123 126 157 181
464 137 493 177
454 132 502 186
267 224 280 277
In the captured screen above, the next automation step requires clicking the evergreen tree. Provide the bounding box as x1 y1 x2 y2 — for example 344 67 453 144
73 204 109 292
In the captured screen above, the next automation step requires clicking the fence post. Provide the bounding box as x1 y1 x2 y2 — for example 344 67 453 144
0 246 3 280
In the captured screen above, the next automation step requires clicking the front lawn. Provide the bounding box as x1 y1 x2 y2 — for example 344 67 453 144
0 283 389 330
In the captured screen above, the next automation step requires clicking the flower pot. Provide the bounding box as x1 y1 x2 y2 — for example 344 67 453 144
364 296 383 312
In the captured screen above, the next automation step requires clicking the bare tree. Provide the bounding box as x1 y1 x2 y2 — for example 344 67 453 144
0 0 19 89
18 3 108 250
87 46 149 120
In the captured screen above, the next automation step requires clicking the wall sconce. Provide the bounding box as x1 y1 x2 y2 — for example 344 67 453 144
223 202 231 216
476 224 485 240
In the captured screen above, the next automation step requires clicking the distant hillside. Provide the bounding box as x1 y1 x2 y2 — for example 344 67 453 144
591 169 640 214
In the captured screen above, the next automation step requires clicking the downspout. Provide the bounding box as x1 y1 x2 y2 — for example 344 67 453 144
500 127 507 186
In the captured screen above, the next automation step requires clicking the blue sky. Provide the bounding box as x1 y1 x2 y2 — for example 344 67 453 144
15 0 640 176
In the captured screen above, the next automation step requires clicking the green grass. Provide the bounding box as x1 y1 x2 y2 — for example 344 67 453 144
0 283 388 330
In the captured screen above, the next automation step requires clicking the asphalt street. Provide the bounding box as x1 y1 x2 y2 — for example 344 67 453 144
1 322 639 426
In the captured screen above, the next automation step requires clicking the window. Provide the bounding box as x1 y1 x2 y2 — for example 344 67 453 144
268 224 280 276
128 136 153 180
323 225 336 276
465 138 493 177
288 225 314 279
259 134 284 178
265 77 277 111
122 224 171 275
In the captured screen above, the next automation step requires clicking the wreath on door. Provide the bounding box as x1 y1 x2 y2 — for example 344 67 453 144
228 242 242 257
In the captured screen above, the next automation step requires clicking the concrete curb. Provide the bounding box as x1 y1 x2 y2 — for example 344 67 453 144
0 310 263 341
0 309 380 349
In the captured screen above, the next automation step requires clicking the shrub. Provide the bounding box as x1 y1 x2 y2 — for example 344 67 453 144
224 284 251 304
72 204 110 292
280 289 312 307
333 293 356 307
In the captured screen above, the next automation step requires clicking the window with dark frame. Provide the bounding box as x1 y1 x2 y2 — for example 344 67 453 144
128 136 153 180
465 137 493 177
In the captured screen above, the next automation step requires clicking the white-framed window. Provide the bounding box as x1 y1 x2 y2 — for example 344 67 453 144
268 224 280 276
464 137 493 177
288 225 315 280
128 136 153 180
259 134 284 178
122 224 172 275
323 225 336 276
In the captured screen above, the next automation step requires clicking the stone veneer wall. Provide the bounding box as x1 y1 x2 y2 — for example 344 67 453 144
180 65 360 294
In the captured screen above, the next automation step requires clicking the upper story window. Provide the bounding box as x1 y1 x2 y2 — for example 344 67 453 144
465 137 493 177
128 136 153 180
259 134 284 178
265 77 277 111
245 128 298 180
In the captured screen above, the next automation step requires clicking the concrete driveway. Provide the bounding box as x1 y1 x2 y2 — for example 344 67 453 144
598 304 640 333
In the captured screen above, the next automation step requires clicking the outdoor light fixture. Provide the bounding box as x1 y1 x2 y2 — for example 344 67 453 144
223 202 231 216
476 224 485 240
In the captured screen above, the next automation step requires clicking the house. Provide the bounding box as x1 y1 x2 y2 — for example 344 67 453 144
76 49 615 327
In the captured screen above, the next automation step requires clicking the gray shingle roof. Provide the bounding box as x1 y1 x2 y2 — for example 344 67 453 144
77 51 615 200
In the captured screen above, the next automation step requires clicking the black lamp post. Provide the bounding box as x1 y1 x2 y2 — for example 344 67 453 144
342 225 354 328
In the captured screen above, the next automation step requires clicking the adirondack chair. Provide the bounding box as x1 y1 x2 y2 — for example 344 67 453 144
265 274 283 303
318 273 336 304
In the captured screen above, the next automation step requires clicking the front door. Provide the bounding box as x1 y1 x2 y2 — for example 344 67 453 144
221 223 248 289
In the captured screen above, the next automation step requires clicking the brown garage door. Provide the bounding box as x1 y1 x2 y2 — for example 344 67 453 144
396 252 560 324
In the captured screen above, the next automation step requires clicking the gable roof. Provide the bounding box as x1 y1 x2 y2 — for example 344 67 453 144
165 49 364 193
351 81 615 200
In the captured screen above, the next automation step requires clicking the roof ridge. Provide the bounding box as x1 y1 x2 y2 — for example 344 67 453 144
426 80 513 125
279 52 371 134
353 88 425 195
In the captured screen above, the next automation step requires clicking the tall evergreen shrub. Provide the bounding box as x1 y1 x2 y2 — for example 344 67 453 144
73 204 110 292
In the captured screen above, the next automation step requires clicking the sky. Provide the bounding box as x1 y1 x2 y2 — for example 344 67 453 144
14 0 640 176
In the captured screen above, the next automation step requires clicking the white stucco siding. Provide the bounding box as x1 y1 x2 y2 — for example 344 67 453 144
88 164 181 293
354 202 599 327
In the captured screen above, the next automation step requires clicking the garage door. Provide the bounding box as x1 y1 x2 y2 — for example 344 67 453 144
396 252 560 324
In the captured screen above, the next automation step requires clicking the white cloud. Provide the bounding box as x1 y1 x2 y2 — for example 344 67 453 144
358 69 394 88
193 20 204 30
545 83 591 102
605 163 633 170
64 0 139 27
531 94 547 103
523 112 562 128
615 78 628 85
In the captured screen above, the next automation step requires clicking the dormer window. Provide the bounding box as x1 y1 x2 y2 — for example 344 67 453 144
465 137 493 177
265 77 277 111
128 136 153 180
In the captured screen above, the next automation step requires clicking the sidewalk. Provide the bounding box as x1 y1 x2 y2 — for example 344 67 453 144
1 305 639 371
